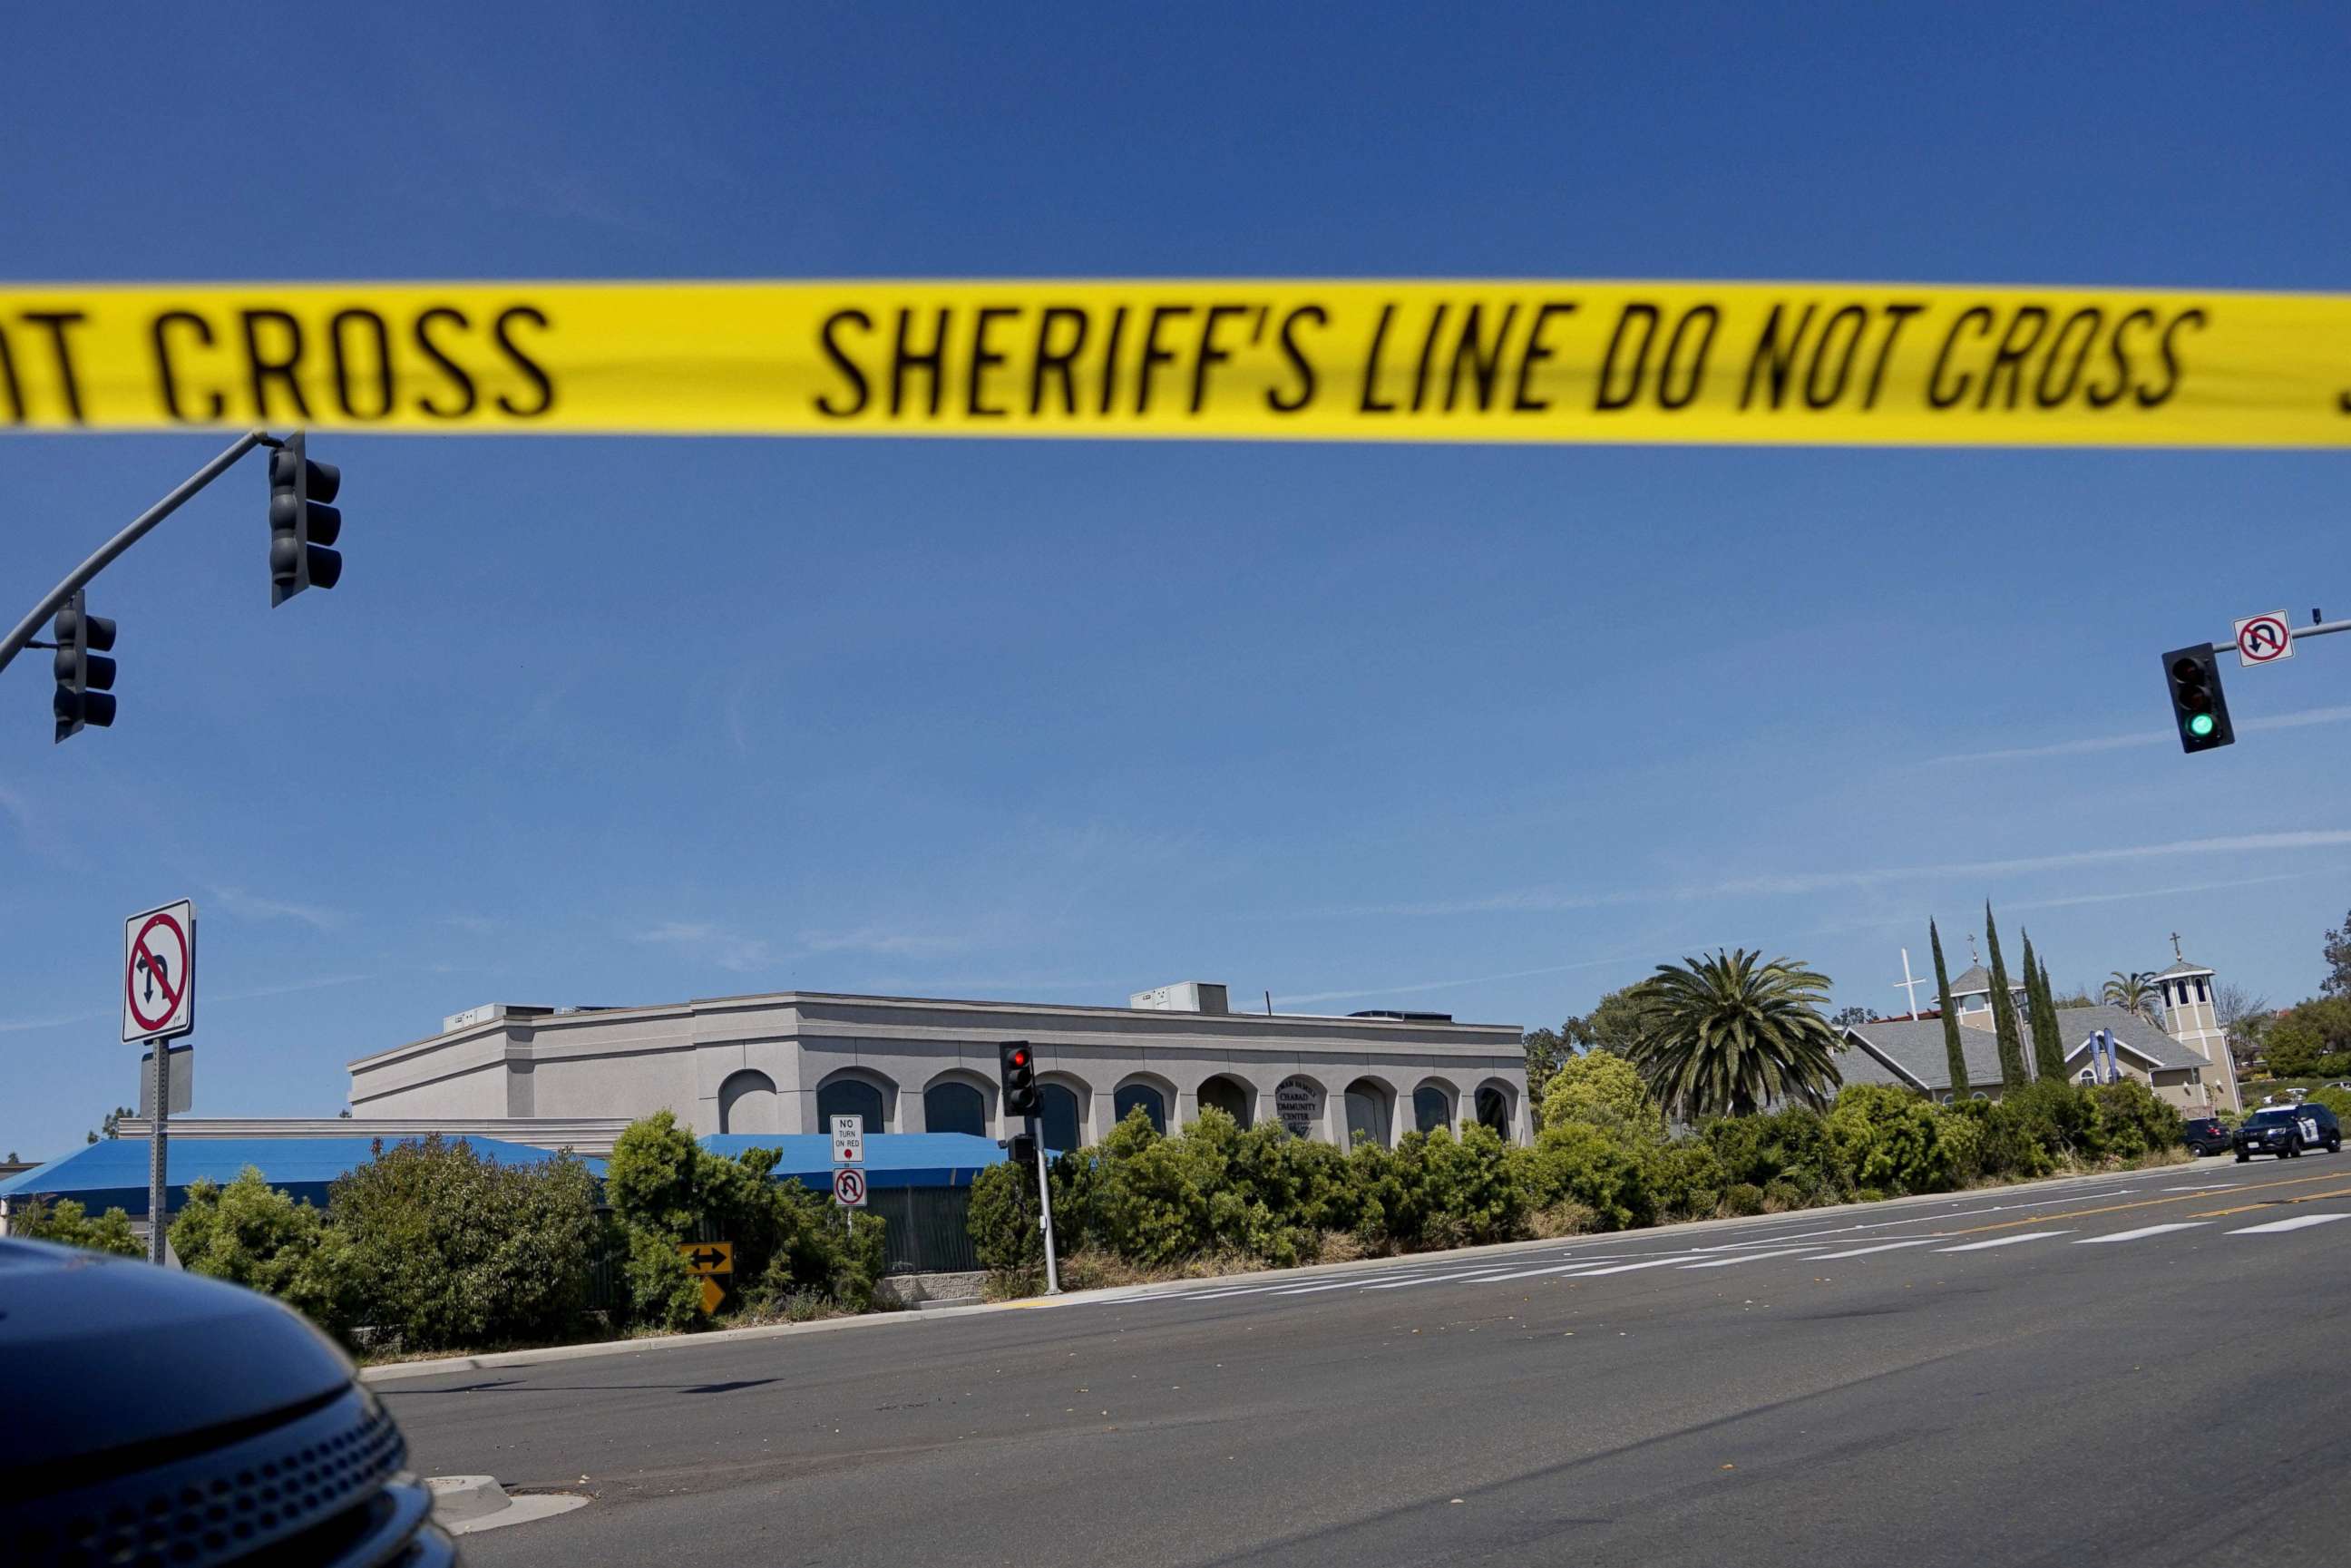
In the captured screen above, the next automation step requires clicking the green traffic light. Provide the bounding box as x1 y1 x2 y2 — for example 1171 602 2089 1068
2188 713 2216 738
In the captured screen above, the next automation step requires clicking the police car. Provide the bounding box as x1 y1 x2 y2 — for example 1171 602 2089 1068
2233 1102 2343 1161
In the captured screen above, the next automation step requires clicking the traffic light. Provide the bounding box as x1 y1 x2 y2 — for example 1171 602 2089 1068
999 1038 1039 1117
52 589 117 744
2161 643 2236 754
267 431 342 605
1007 1131 1039 1169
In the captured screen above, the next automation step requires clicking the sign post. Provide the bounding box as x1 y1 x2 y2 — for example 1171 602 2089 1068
122 899 196 1264
832 1115 865 1235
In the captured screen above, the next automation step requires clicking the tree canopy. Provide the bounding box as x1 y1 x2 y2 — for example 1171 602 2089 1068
1625 950 1843 1120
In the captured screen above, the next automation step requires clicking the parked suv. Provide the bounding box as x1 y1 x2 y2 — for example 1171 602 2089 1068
2234 1104 2343 1161
2182 1116 2231 1157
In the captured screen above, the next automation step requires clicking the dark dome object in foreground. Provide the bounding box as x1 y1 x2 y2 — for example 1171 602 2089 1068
0 1237 454 1566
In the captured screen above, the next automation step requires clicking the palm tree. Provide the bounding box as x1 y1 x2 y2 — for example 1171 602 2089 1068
1628 949 1844 1119
2102 970 2156 1020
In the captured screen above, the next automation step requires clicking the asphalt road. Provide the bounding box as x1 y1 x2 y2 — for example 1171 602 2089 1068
385 1154 2351 1567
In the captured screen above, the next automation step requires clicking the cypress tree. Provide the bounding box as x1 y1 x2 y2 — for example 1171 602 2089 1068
2024 940 2067 1081
2033 954 2070 1081
1932 919 1969 1097
1986 903 2027 1088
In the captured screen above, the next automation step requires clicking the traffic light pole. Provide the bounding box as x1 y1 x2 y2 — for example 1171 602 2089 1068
1028 1111 1061 1296
0 430 274 678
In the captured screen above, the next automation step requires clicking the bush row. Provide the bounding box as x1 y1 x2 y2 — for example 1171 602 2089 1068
969 1077 2188 1289
12 1116 889 1358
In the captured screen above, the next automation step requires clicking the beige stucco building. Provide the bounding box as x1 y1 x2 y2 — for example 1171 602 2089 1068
345 982 1531 1150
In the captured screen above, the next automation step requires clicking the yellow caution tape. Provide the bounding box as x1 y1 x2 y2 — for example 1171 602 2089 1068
3 279 2347 446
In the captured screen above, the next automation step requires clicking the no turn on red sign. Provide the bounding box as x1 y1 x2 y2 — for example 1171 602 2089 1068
122 899 195 1043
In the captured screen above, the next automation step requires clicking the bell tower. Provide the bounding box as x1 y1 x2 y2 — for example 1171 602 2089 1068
2154 934 2239 1113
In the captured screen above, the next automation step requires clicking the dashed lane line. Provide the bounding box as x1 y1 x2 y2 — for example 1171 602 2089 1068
1678 1247 1824 1270
1936 1232 2072 1252
2230 1213 2351 1234
1807 1239 1943 1260
2074 1222 2208 1245
1924 1170 2351 1241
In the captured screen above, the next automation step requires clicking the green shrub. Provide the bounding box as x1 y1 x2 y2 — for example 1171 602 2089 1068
2305 1086 2351 1124
2083 1080 2183 1161
1349 1126 1527 1251
607 1112 886 1318
618 1219 703 1331
1703 1105 1836 1196
1722 1182 1765 1217
12 1196 141 1258
1539 1050 1658 1135
1827 1084 1959 1195
327 1135 600 1352
967 1158 1044 1274
171 1168 355 1337
1518 1123 1655 1232
1650 1139 1727 1221
1761 1177 1807 1211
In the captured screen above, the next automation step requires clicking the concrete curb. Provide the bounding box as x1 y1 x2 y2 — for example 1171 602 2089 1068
361 1154 2195 1384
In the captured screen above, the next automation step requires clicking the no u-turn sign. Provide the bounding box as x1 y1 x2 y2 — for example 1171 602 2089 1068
122 899 195 1043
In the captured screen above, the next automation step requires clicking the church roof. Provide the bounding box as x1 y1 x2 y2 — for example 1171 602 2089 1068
1948 963 1995 997
1839 1005 2205 1095
2151 956 2212 980
2059 1009 2207 1072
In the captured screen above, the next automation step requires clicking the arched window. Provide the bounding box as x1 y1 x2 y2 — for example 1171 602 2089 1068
1344 1079 1392 1149
1114 1081 1167 1134
1474 1085 1512 1136
1197 1075 1253 1128
718 1069 778 1135
1412 1084 1452 1134
1039 1083 1082 1152
817 1077 887 1137
2078 1067 2097 1085
923 1080 987 1137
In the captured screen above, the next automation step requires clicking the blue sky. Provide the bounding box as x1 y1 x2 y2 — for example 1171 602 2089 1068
5 4 2349 1156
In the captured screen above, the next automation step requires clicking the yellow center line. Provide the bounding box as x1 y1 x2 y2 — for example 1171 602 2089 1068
1925 1171 2351 1239
2190 1184 2351 1220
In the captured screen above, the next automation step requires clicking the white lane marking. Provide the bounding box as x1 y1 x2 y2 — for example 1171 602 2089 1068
1265 1279 1389 1296
1806 1239 1943 1260
2074 1222 2209 1245
2229 1213 2351 1235
1361 1267 1521 1290
1574 1255 1709 1276
1678 1247 1823 1270
1474 1261 1631 1283
1936 1232 2071 1251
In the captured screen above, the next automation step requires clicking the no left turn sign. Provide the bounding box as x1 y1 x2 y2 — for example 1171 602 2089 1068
2235 609 2294 667
122 899 196 1043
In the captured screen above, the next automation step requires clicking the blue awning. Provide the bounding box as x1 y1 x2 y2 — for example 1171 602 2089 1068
0 1135 603 1220
697 1132 1011 1189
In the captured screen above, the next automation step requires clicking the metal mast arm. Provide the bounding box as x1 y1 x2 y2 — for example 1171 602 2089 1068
0 431 272 677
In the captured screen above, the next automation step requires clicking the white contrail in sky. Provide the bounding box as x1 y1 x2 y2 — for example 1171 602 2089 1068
1922 705 2351 765
1297 830 2351 919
